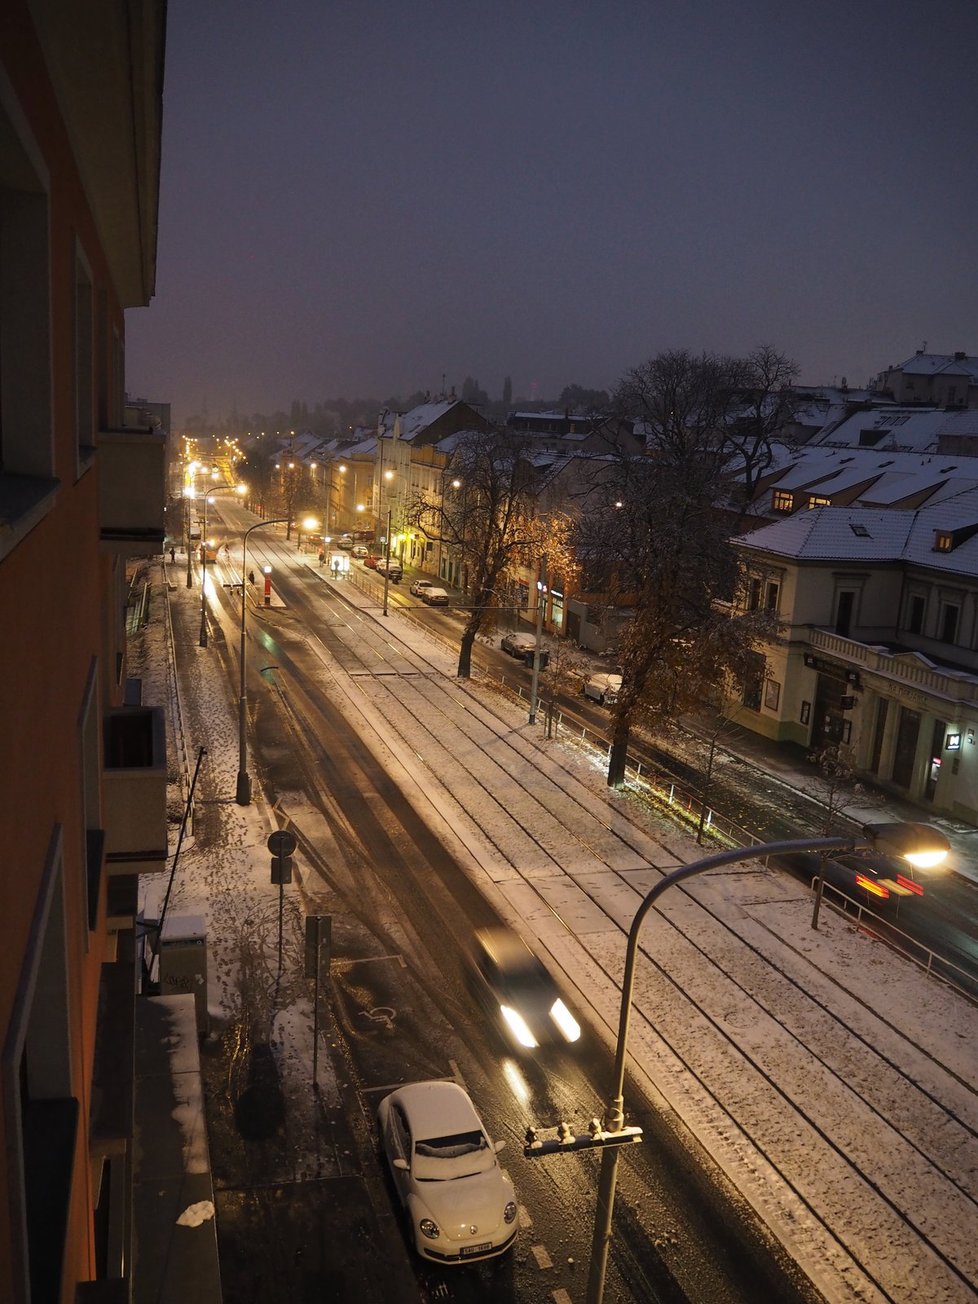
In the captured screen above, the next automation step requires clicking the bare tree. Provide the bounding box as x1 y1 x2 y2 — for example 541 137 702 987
406 429 544 678
580 350 783 788
720 345 801 514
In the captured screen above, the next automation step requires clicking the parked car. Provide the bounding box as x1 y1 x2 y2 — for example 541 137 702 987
363 554 380 568
500 632 549 667
420 587 449 606
335 534 354 550
351 543 369 558
375 558 403 580
410 579 435 597
583 672 622 705
377 1080 517 1264
468 927 581 1051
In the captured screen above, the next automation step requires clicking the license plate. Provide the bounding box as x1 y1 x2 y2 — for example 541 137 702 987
460 1242 492 1257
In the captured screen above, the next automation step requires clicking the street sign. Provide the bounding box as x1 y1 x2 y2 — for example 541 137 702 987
267 828 297 858
270 855 293 885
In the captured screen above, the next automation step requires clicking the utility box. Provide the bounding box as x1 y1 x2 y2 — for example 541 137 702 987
159 914 209 1035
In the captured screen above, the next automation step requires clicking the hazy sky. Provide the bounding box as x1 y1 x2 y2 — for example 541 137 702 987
125 0 977 424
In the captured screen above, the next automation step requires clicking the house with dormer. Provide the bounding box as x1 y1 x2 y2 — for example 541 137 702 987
731 495 978 821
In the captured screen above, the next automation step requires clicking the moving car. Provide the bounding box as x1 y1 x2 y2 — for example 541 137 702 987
351 543 369 558
583 672 622 705
409 579 435 597
420 586 449 606
770 848 927 910
335 534 354 549
375 558 403 580
377 1080 517 1264
468 926 581 1051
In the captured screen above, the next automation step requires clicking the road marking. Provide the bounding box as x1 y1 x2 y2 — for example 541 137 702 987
448 1059 468 1090
530 1244 553 1270
517 1203 532 1229
552 1291 573 1303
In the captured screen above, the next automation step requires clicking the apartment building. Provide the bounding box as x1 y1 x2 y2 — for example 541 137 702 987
0 4 168 1300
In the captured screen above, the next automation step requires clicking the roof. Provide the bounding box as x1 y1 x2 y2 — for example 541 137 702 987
394 1080 479 1136
739 493 978 578
888 351 978 380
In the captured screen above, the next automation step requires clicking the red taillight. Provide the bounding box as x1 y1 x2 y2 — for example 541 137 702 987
855 873 889 898
896 874 924 896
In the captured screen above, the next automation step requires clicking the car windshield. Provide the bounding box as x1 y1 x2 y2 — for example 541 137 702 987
413 1128 495 1181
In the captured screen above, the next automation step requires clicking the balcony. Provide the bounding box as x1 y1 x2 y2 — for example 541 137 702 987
102 707 168 873
98 425 166 556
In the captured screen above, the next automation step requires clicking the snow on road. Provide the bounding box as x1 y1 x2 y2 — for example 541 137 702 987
138 557 978 1303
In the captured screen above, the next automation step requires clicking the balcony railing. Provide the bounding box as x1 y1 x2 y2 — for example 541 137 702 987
97 425 166 556
102 706 168 872
809 627 978 706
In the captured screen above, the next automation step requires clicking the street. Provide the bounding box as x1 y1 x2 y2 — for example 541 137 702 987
137 500 978 1304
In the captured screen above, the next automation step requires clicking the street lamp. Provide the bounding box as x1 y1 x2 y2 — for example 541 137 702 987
528 558 547 725
235 518 288 805
198 494 215 647
297 515 320 552
581 821 950 1304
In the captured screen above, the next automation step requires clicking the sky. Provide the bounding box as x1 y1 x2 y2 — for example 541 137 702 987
135 539 978 1301
125 0 978 425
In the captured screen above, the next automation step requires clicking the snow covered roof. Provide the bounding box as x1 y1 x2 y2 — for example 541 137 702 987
890 350 978 379
741 494 978 577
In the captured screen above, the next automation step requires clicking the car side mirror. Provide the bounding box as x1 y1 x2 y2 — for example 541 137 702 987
494 1140 506 1154
393 1157 409 1171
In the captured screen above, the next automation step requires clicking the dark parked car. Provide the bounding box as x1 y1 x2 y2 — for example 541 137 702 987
500 632 549 668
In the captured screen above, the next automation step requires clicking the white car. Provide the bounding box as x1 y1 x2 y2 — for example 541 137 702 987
409 578 435 597
351 543 369 558
583 672 622 705
420 586 449 606
377 1081 517 1264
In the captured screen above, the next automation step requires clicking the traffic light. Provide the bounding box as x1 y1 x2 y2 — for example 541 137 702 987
523 1121 643 1158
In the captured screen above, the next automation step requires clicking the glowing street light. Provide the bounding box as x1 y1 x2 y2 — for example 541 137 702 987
578 821 950 1304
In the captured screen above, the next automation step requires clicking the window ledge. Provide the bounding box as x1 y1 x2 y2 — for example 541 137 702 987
0 473 60 562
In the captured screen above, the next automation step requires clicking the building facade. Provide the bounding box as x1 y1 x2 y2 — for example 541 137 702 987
0 4 167 1300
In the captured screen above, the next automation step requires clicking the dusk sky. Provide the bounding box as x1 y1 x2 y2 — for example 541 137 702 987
125 1 977 425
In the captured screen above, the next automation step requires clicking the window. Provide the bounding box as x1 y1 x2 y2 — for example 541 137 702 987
934 532 953 553
940 602 960 644
747 577 761 611
0 97 53 482
850 524 870 537
906 594 925 635
742 652 765 712
771 490 793 512
835 591 855 637
807 495 831 509
765 581 780 612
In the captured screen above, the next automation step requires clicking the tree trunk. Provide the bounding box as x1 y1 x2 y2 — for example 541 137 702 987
607 726 630 788
457 617 479 678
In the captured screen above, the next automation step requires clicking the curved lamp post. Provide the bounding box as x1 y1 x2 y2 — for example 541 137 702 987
235 518 288 805
584 821 951 1304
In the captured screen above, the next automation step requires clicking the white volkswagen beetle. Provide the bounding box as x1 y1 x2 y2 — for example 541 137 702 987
377 1080 518 1263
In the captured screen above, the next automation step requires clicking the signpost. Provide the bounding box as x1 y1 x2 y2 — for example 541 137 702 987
305 914 332 1089
267 829 298 970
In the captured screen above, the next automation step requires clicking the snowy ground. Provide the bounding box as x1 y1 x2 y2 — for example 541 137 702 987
132 552 978 1304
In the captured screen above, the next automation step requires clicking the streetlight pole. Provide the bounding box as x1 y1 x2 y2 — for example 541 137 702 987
529 556 547 724
198 494 214 648
584 822 950 1304
236 517 288 805
382 506 392 616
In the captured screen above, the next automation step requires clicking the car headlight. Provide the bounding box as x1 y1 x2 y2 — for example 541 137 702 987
500 1005 538 1049
419 1218 440 1240
503 1201 517 1225
550 999 581 1043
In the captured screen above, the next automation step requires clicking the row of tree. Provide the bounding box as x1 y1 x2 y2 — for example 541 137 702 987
406 346 797 787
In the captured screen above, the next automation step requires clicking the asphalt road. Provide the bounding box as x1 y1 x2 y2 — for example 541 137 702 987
171 509 815 1304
